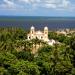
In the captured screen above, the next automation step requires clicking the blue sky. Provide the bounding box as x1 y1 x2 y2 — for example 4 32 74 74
0 0 75 16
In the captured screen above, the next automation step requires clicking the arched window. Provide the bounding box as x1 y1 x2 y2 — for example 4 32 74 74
45 32 47 34
36 37 38 39
41 36 43 39
32 31 33 34
29 37 30 39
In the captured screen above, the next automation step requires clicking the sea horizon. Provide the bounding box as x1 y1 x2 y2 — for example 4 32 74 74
0 16 75 30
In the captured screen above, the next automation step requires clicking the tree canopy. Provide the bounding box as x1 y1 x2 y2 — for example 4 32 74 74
0 27 75 75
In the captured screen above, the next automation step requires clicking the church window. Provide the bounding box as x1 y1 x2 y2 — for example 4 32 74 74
29 37 30 39
41 36 43 39
45 32 47 34
32 31 33 34
36 37 38 39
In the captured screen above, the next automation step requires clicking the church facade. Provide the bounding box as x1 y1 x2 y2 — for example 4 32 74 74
27 26 49 42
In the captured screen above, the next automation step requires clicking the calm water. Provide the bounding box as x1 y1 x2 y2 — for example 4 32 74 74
0 16 75 30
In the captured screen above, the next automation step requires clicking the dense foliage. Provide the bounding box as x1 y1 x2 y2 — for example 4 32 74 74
0 28 75 75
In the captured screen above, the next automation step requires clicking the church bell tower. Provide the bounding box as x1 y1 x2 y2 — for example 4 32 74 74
30 26 35 39
44 26 48 41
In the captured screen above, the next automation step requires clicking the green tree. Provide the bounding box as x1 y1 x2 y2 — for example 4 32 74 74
0 67 9 75
11 60 40 75
16 51 34 61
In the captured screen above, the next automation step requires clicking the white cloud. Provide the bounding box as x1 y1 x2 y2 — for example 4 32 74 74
0 0 24 10
1 0 16 9
40 0 71 10
18 0 40 4
0 0 75 11
19 0 31 4
57 0 70 8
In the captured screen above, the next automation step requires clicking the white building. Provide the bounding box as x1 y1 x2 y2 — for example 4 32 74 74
27 26 49 42
27 26 56 45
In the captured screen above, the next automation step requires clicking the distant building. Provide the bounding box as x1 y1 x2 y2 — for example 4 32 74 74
56 30 67 36
27 26 56 46
27 26 49 42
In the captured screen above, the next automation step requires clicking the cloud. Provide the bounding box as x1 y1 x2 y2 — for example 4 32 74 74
18 0 73 10
19 0 31 4
0 0 16 9
0 0 75 11
39 0 71 10
0 0 24 10
18 0 40 3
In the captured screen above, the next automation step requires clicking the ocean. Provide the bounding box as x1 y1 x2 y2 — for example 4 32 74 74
0 16 75 30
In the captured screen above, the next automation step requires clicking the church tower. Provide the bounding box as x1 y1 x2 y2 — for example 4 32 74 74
44 26 48 41
30 26 35 39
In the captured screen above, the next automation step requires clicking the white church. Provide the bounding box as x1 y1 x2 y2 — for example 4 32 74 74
27 26 56 46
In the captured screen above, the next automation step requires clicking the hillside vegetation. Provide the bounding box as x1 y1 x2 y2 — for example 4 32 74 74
0 27 75 75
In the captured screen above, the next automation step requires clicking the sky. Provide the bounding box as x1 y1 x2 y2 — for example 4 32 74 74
0 0 75 16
